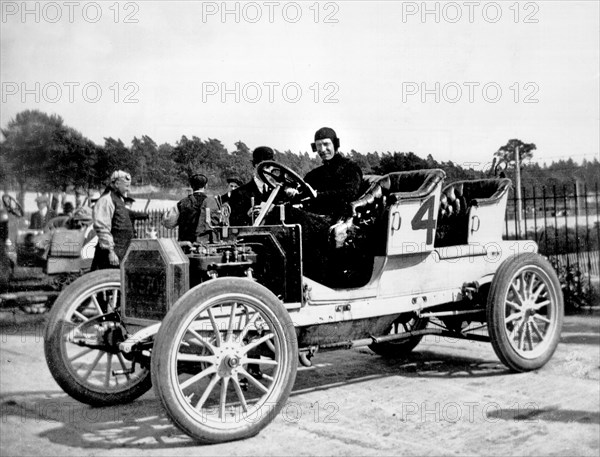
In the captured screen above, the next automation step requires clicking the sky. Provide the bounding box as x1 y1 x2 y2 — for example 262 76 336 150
1 0 599 169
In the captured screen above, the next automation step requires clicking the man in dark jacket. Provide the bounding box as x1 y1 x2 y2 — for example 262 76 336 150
304 127 363 220
91 170 134 270
286 127 363 285
30 195 56 230
227 146 275 226
162 173 219 243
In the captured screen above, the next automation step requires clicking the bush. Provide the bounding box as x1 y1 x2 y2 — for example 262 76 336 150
505 224 599 257
549 260 600 313
537 224 599 256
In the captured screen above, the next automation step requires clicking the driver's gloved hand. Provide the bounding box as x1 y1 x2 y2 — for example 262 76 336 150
330 218 354 249
284 187 300 198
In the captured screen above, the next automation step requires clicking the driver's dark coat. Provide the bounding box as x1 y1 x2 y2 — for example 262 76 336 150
304 153 363 219
227 179 269 226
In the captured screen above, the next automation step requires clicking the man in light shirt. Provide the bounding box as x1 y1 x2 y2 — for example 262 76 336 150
91 170 134 270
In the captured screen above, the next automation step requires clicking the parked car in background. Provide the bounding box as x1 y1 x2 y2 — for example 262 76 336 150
1 194 97 311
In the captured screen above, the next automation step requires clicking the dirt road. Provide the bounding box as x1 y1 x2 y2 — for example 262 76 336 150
1 313 598 456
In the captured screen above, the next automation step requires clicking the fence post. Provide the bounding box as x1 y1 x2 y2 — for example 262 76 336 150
542 186 549 255
515 145 523 237
522 186 527 237
583 183 592 288
573 182 582 295
596 183 600 257
574 182 580 274
562 185 569 268
512 187 520 240
504 198 509 240
553 185 559 260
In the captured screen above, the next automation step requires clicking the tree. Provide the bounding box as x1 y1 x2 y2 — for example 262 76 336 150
147 142 180 188
495 139 536 236
494 139 536 165
172 135 229 187
45 126 99 191
0 110 65 198
365 152 381 173
221 140 253 184
374 151 429 174
0 142 9 192
94 138 134 188
348 149 371 173
130 135 158 186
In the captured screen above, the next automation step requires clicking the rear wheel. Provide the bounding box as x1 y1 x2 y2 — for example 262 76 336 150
369 313 429 358
152 278 298 444
487 253 563 372
44 269 152 406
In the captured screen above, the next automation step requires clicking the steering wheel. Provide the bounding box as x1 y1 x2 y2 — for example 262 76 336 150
256 161 317 201
2 194 24 217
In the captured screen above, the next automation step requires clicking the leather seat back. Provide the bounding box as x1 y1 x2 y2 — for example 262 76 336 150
436 178 511 246
351 169 446 217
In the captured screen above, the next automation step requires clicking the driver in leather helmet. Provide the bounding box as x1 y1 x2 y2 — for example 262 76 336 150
283 127 363 285
304 127 363 220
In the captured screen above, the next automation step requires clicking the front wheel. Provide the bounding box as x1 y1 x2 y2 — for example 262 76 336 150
151 278 298 444
487 253 564 372
44 269 152 406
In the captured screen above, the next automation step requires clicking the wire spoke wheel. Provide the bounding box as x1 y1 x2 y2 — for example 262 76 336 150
45 270 151 406
152 278 297 444
487 254 563 372
504 269 557 357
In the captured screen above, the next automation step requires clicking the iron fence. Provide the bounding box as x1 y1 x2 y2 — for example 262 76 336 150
503 182 600 286
134 209 178 239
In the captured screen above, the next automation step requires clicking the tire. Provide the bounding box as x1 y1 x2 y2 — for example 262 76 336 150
487 253 564 372
369 313 429 358
151 277 298 444
44 269 152 406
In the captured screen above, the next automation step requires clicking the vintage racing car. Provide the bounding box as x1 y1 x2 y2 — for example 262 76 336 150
44 163 564 443
0 195 96 311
